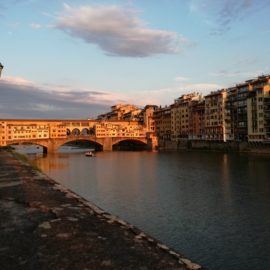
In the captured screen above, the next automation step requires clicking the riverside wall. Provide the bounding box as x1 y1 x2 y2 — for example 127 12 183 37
158 139 270 154
0 149 203 270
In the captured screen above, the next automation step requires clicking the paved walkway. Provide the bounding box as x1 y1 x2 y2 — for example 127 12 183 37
0 150 203 270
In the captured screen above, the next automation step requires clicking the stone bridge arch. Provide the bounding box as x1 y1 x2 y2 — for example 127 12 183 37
48 136 104 152
4 136 154 153
112 137 149 151
6 139 50 153
112 137 148 146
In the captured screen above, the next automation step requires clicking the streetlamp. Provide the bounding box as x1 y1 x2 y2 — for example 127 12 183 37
0 63 3 78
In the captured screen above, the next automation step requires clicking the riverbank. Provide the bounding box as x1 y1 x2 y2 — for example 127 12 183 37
158 139 270 154
0 149 203 270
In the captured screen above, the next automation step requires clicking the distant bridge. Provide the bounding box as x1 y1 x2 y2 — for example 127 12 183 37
0 119 157 153
7 135 149 152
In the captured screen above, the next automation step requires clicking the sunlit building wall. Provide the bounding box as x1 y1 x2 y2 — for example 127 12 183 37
97 104 142 121
142 105 158 133
247 75 270 141
0 121 67 146
95 121 146 138
204 90 228 142
171 93 202 141
153 106 172 140
188 99 205 140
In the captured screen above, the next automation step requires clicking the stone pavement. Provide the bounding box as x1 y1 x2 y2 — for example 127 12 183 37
0 149 204 270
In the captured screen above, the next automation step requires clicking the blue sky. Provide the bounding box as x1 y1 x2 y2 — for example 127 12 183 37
0 0 270 118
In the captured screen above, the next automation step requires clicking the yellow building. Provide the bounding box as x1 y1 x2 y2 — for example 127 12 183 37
141 105 158 133
188 99 205 140
153 106 171 140
0 121 7 146
97 104 158 134
0 120 67 146
95 121 146 138
247 75 270 142
171 93 202 141
97 104 142 121
205 90 228 141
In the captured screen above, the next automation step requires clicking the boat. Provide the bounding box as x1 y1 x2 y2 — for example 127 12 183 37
85 151 95 157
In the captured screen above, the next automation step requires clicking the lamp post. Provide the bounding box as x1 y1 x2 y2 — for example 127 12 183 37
0 63 3 78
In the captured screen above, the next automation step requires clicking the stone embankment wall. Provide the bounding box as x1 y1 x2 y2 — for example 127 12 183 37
158 139 270 154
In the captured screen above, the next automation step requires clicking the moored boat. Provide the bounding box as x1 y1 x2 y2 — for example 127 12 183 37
85 151 95 157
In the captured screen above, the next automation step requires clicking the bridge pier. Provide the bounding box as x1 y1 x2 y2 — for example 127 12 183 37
103 138 113 151
149 137 158 151
46 139 60 154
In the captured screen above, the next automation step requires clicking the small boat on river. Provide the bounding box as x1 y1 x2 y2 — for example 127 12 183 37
85 151 95 157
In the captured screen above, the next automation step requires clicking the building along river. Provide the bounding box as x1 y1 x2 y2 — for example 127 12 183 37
18 146 270 270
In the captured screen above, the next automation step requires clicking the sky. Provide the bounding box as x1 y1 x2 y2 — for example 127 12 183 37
0 0 270 119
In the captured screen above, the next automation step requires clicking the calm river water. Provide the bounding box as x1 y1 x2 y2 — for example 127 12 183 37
22 146 270 270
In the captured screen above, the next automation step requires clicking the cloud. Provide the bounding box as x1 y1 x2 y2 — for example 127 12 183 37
30 23 42 29
209 69 266 79
214 0 252 34
0 75 225 118
128 82 224 106
55 4 185 57
3 76 33 86
0 76 127 119
174 76 189 82
190 0 270 35
0 0 31 11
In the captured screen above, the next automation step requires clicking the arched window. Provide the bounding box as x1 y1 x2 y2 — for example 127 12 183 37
71 128 80 136
81 128 89 136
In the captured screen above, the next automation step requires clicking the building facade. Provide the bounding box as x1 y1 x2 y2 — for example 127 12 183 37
153 106 171 140
204 90 228 141
141 105 158 133
152 74 270 144
0 120 66 147
94 121 146 138
188 99 205 140
97 104 142 121
247 75 270 141
171 93 202 141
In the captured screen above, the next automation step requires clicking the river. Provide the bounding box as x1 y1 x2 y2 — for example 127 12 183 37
17 146 270 270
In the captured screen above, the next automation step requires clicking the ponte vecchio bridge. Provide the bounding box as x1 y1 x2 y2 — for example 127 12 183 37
0 119 157 153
